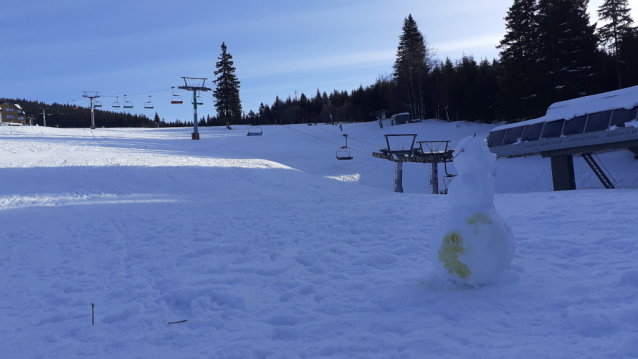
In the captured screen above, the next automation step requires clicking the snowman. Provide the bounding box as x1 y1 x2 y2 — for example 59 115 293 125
430 135 515 286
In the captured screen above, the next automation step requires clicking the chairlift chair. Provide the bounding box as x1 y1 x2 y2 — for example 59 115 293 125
144 96 154 109
123 95 134 109
191 91 203 105
94 100 102 108
171 87 183 104
336 134 353 160
72 100 78 110
247 124 263 136
112 96 121 108
441 159 456 194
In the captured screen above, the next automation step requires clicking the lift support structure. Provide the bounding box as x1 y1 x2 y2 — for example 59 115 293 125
372 134 454 194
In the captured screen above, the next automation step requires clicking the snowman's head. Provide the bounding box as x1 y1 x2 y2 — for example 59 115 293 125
453 136 496 175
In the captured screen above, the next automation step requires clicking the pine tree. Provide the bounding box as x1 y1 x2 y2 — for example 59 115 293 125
598 0 635 88
497 0 544 120
617 29 638 87
393 14 433 120
213 42 242 125
536 0 600 105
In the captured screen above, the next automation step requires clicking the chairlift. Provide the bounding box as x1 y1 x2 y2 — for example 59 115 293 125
112 96 121 108
123 95 134 109
94 100 102 108
72 100 78 110
191 91 203 105
336 134 353 160
171 87 183 104
441 160 456 194
144 95 154 109
247 124 263 136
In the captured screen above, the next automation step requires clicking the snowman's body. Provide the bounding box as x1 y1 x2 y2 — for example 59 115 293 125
431 136 515 286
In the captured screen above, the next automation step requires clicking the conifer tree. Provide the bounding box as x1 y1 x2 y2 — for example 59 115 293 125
536 0 600 104
498 0 544 120
393 14 433 120
617 29 638 87
598 0 635 88
213 42 242 125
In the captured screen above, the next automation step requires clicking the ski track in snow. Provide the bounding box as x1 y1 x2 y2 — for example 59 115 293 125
1 122 638 358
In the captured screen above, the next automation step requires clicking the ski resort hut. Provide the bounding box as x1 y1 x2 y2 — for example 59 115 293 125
391 112 411 125
0 100 26 125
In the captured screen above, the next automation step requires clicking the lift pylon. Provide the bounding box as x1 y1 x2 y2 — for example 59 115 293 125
372 136 455 194
82 91 100 129
178 77 211 140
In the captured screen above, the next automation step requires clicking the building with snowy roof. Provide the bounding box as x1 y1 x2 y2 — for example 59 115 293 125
0 100 26 125
487 85 638 191
390 112 411 125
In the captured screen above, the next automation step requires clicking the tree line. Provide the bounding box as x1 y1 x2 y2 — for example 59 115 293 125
239 0 637 126
6 99 158 128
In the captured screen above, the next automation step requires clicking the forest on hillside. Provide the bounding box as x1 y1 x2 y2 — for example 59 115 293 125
4 99 158 128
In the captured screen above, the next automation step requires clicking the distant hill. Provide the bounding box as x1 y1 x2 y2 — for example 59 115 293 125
4 98 156 128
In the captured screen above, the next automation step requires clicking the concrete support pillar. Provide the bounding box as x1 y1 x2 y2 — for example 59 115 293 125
550 155 576 191
394 161 404 193
430 162 439 194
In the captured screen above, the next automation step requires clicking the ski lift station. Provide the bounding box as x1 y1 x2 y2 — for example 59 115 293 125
487 85 638 191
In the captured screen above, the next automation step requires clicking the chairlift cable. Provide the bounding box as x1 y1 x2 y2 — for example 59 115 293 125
279 125 374 157
234 103 372 157
99 88 173 99
240 98 384 148
240 99 261 109
313 125 385 148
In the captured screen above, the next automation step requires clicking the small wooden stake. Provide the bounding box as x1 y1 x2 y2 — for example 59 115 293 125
92 303 94 325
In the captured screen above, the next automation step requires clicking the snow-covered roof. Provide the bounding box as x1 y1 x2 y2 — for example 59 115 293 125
493 85 638 131
14 104 23 110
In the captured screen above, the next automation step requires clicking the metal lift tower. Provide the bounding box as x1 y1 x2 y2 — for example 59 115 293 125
373 135 455 194
82 91 100 129
178 77 211 140
39 109 47 127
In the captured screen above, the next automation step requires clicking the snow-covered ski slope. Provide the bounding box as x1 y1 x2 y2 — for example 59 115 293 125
1 121 638 358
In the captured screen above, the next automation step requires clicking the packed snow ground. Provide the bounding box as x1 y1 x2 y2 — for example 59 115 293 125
1 121 638 358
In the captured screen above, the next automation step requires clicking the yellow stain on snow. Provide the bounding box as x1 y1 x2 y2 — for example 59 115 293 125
438 231 471 279
465 212 492 234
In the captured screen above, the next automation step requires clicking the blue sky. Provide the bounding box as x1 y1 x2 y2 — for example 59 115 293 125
3 0 636 123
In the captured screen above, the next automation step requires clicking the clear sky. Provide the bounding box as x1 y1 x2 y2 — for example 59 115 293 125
3 0 637 123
